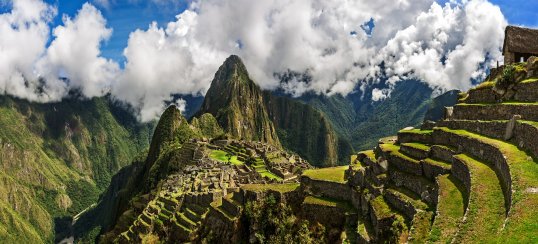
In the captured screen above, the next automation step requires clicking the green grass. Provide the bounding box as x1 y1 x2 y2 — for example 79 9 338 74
520 78 538 83
209 150 228 161
428 175 465 243
209 150 244 165
402 142 431 152
380 143 421 164
241 183 299 193
437 127 538 242
452 154 505 243
302 166 348 183
303 196 354 212
259 171 282 181
359 150 376 162
398 129 433 135
410 211 434 244
471 81 495 90
422 158 451 169
370 195 395 219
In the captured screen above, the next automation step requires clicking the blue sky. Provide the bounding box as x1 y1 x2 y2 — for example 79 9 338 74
1 0 536 65
44 0 189 63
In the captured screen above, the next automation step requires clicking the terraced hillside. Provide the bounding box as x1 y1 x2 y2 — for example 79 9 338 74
342 60 538 242
94 60 538 243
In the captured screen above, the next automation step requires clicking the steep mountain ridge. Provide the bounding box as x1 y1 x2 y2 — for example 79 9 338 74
0 95 154 242
197 55 280 147
197 55 352 166
73 106 223 241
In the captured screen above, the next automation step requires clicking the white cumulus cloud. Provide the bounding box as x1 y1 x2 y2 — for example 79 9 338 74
38 3 120 98
0 0 509 121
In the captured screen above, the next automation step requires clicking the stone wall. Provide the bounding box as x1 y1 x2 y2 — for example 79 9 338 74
433 129 512 211
514 81 538 101
429 145 456 163
450 157 471 198
388 170 437 206
513 122 538 160
383 190 418 219
452 104 538 121
421 160 451 180
397 131 433 144
300 176 352 201
436 120 506 140
400 145 429 159
387 154 423 176
436 120 538 161
464 88 498 104
300 202 348 228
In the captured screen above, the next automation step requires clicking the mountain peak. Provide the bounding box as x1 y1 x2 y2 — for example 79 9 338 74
213 54 252 87
196 56 280 146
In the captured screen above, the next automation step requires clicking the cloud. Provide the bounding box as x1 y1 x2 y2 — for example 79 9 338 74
0 0 62 102
0 0 508 121
0 1 118 102
37 3 119 98
113 0 506 120
378 0 507 93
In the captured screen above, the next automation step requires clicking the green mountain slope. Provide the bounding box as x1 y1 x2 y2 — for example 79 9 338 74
74 106 221 241
0 95 154 242
263 92 353 166
300 80 434 150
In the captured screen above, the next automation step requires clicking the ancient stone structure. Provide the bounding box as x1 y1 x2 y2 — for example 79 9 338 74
503 25 538 64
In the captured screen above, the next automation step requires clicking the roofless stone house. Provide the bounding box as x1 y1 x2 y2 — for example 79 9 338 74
503 25 538 64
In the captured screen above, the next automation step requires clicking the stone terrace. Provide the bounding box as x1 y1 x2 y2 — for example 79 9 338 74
344 59 538 242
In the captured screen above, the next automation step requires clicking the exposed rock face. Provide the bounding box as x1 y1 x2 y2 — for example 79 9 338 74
197 55 280 147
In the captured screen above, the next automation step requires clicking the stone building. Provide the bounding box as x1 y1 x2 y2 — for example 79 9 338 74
503 25 538 64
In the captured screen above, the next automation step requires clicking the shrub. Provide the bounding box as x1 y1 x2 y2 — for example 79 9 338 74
496 65 516 89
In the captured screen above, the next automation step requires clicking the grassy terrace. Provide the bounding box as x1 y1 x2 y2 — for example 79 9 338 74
422 158 451 169
370 195 399 220
380 143 420 164
398 129 433 135
386 187 429 210
209 150 244 165
452 154 505 243
241 183 299 193
437 127 538 241
359 150 376 162
456 101 538 106
401 142 431 152
428 175 465 243
302 166 348 183
303 196 355 211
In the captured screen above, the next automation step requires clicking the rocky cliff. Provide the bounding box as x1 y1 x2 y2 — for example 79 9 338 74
197 55 352 166
197 55 280 147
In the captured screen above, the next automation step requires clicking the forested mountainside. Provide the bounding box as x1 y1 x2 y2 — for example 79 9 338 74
0 95 154 243
298 80 435 151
